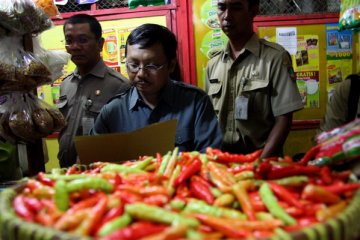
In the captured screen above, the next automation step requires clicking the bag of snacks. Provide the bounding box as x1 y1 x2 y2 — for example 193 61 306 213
0 93 65 143
33 37 70 81
0 37 52 94
0 0 52 35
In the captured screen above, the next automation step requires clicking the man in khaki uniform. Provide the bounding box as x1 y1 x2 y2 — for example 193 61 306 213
319 73 360 132
57 14 130 167
206 0 303 158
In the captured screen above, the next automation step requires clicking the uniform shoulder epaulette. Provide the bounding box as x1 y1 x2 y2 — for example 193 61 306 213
106 87 131 104
107 67 126 79
260 38 285 52
62 72 75 81
172 80 205 93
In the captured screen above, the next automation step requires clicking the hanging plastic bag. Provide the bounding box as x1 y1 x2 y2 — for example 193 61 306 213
339 0 360 30
128 0 166 9
0 93 65 143
0 0 53 35
0 36 52 94
33 37 70 81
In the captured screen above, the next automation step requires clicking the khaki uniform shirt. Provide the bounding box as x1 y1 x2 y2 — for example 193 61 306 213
320 77 360 132
206 34 303 153
57 59 130 167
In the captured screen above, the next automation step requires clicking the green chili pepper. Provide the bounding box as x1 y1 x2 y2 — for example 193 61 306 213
125 202 199 227
168 165 182 195
164 147 179 178
66 178 113 193
101 164 146 174
210 187 223 198
97 213 132 237
259 183 296 225
273 176 309 187
157 151 171 176
44 174 88 181
170 199 186 210
54 180 69 211
184 199 246 219
130 156 153 170
274 227 292 240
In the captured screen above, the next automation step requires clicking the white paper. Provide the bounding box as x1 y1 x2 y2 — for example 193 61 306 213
276 27 297 55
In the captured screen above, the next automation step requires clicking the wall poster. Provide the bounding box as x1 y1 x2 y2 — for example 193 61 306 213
325 23 353 100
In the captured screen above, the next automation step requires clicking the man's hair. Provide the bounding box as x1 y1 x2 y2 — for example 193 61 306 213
63 14 102 39
126 23 177 62
248 0 260 7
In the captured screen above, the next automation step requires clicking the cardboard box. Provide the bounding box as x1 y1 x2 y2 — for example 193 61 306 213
74 120 177 165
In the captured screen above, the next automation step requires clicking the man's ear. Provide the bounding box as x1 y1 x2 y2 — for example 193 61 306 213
250 4 259 18
168 58 177 73
98 37 105 51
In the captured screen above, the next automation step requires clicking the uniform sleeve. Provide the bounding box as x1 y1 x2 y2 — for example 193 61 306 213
90 104 111 135
319 80 350 132
193 93 223 152
271 51 304 116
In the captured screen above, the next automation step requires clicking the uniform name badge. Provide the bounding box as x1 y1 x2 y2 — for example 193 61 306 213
235 96 249 120
82 117 95 135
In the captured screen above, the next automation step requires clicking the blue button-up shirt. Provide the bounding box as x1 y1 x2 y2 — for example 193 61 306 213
91 80 223 152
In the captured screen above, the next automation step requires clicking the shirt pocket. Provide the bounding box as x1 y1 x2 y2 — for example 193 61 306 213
175 128 193 152
84 100 103 118
242 77 269 92
207 82 222 113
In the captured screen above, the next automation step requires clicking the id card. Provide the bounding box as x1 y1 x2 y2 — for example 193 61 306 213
235 96 249 120
82 117 95 135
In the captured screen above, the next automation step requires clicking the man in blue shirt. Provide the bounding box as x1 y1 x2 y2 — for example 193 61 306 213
91 24 222 152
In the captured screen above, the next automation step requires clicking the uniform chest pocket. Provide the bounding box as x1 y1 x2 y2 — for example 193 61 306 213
84 100 103 118
242 78 269 92
175 128 194 151
207 82 222 112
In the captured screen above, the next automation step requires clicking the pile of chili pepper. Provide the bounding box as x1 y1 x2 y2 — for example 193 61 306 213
10 147 360 239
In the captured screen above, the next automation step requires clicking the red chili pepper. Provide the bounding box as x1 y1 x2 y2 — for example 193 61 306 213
173 158 202 187
37 172 54 187
23 196 43 212
13 195 35 221
324 183 360 194
285 206 304 217
143 194 169 206
175 183 191 199
95 204 124 235
190 176 215 204
229 163 254 174
301 184 341 204
266 165 320 180
232 181 256 221
26 179 44 191
206 148 262 163
298 144 321 165
114 190 142 204
103 221 167 240
283 217 318 231
319 166 333 185
268 182 303 208
254 160 272 179
195 214 250 238
83 194 108 236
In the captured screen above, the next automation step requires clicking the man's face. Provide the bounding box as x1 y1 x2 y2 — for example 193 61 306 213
126 42 175 99
217 0 257 39
64 23 103 68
